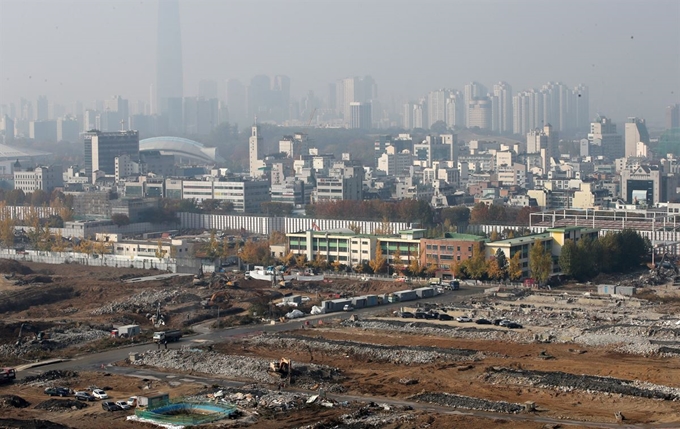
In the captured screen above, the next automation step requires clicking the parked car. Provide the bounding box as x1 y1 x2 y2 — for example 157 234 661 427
475 318 492 325
342 304 354 312
44 387 70 397
423 312 439 319
92 389 109 400
438 313 453 321
115 400 131 410
493 319 503 326
498 319 512 327
414 312 426 319
456 316 472 323
399 312 414 318
102 401 121 412
506 322 523 329
75 392 96 401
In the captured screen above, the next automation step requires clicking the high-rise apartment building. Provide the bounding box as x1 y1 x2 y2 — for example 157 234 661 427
492 82 512 134
156 0 183 115
445 91 464 129
427 89 449 128
226 79 247 126
36 96 49 121
624 117 650 158
83 130 139 179
338 76 377 124
464 82 487 127
467 98 492 130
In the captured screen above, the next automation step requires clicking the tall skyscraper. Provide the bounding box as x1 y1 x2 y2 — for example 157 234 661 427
83 130 139 179
247 75 272 121
624 117 650 158
667 104 680 130
198 79 219 99
156 0 183 115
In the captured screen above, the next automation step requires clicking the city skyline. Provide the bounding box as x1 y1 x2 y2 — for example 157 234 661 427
0 0 678 127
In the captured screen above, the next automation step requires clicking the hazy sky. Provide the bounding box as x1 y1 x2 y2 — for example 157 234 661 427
1 0 678 126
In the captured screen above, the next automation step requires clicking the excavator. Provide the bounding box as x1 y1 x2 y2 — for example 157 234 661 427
268 357 292 379
202 290 232 309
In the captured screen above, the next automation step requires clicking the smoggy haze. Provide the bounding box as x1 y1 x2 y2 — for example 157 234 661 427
0 0 678 126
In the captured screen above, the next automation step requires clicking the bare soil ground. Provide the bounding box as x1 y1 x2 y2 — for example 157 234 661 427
213 324 680 426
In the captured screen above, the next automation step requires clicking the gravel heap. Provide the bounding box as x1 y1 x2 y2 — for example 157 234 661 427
341 318 529 344
484 367 680 400
22 370 78 386
35 399 88 412
410 391 524 414
0 395 30 408
0 327 109 358
134 349 343 390
246 333 486 364
90 288 181 315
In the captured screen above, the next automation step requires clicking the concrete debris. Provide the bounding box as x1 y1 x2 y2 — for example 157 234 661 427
484 367 680 400
411 391 524 414
90 288 181 315
342 318 527 345
399 378 418 385
0 327 109 358
133 349 343 391
246 333 486 365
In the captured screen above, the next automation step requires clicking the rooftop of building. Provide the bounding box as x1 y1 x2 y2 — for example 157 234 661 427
489 233 552 247
426 232 487 242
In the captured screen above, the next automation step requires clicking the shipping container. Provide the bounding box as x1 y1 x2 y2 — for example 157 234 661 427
597 284 616 295
393 290 417 302
414 287 435 298
614 286 636 296
351 297 368 308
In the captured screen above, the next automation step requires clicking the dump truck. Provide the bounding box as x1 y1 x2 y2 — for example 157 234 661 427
152 330 182 343
447 280 460 290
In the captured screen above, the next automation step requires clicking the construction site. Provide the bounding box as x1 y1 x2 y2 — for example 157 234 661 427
0 259 679 428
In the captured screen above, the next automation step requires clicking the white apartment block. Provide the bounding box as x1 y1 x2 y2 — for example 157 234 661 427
14 165 63 193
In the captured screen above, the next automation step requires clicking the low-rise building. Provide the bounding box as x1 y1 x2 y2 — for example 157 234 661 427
14 165 63 193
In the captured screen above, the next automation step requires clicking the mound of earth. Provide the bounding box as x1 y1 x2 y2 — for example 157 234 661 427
0 394 30 408
0 418 72 429
34 399 87 412
22 370 78 384
0 259 33 275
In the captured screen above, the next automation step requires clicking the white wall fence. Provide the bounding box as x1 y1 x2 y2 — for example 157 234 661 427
1 206 58 220
178 212 410 236
0 248 202 274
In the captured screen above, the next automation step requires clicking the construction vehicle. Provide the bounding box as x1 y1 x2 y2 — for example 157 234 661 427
0 368 16 384
268 358 292 379
202 291 232 309
153 330 182 343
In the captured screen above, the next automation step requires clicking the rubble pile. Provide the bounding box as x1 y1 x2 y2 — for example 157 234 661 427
410 391 524 414
35 399 88 412
341 319 529 344
90 288 181 315
484 367 680 400
247 333 486 364
0 395 30 408
134 349 342 390
0 326 109 358
22 370 78 386
0 419 70 429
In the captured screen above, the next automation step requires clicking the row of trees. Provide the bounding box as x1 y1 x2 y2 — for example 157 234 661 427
559 230 650 281
469 203 539 226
